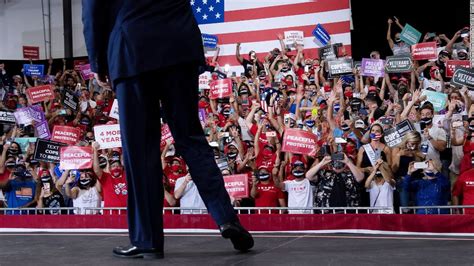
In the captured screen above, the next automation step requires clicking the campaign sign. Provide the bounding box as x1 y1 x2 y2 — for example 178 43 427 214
14 137 37 155
209 79 233 99
400 24 422 45
312 24 331 46
282 128 318 155
447 61 471 78
383 120 415 147
412 42 437 61
23 64 44 77
385 56 413 73
109 99 120 120
35 120 51 139
202 34 218 48
62 89 79 111
327 59 353 76
452 67 474 89
94 124 122 149
22 46 39 60
360 58 385 77
60 146 93 170
80 64 94 80
319 44 337 60
73 59 89 71
198 108 207 128
199 72 211 90
160 123 174 149
284 31 304 47
0 111 16 124
421 90 448 112
33 139 66 163
223 174 249 198
51 126 81 145
26 85 54 104
14 107 33 126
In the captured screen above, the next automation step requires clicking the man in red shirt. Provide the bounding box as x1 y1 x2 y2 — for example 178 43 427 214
452 168 474 214
251 166 286 214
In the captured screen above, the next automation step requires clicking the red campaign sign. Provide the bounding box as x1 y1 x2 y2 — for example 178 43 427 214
73 59 89 71
446 60 471 77
160 123 174 149
209 79 233 99
411 42 437 61
60 146 93 170
80 64 94 80
22 46 39 60
51 126 81 145
224 174 249 198
26 85 54 104
281 128 318 156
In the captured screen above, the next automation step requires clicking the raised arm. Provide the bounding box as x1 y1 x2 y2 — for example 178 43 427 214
387 18 394 50
235 43 244 65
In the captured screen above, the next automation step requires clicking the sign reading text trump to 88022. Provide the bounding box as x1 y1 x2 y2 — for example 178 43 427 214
93 124 122 149
281 128 318 156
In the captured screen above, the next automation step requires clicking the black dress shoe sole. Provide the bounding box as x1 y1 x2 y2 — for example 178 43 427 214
113 252 164 259
221 227 254 252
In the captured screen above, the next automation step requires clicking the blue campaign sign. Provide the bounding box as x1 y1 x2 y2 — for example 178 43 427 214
202 34 218 48
23 64 44 77
312 24 331 46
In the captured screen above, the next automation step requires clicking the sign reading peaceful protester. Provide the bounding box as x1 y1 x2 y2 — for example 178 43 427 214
23 64 44 77
209 79 233 99
385 56 413 73
26 85 54 104
60 146 93 170
93 124 122 149
412 42 437 61
421 90 448 112
223 174 249 198
360 58 385 77
33 139 66 163
327 59 353 76
282 128 318 155
312 24 331 46
202 34 218 48
284 31 304 48
383 120 415 147
399 24 422 45
51 126 81 145
452 67 474 89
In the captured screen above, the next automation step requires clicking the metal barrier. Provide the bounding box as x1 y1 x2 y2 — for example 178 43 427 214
399 205 474 215
0 207 79 215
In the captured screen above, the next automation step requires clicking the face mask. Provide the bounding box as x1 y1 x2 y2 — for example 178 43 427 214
341 124 350 131
331 161 345 170
239 88 249 96
5 161 16 168
370 133 382 140
292 169 305 178
305 120 315 128
285 80 293 87
334 103 340 113
395 38 401 43
344 91 353 98
406 144 417 151
223 109 231 116
170 165 181 172
227 152 238 159
29 159 40 166
281 67 289 72
420 117 433 126
469 125 474 132
258 173 270 181
8 148 19 155
99 157 108 169
424 170 436 177
262 149 273 158
41 175 52 183
110 168 122 177
14 166 27 179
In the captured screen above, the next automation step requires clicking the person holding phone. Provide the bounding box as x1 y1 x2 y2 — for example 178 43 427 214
36 171 66 215
365 159 395 214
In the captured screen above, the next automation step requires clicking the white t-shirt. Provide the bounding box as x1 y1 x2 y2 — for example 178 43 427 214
422 125 447 165
175 177 207 214
283 178 314 214
392 43 411 56
366 181 395 214
73 186 101 214
80 99 97 112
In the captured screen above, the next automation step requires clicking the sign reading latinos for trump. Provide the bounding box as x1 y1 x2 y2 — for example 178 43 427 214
22 46 39 60
51 125 81 145
202 34 218 48
80 64 94 80
312 24 331 46
160 123 174 149
60 146 93 170
93 124 122 149
26 85 54 104
327 58 353 76
223 174 249 198
452 67 474 89
284 31 304 48
399 24 422 46
385 56 413 73
209 79 233 99
421 89 448 112
282 128 318 155
383 120 415 147
446 61 471 78
23 64 44 77
412 42 437 61
33 138 66 163
360 58 385 77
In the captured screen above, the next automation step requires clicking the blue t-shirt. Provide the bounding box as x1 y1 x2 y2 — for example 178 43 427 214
402 173 450 214
4 179 37 213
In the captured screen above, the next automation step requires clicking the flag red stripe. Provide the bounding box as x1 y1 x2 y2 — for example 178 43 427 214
216 21 350 46
225 0 350 23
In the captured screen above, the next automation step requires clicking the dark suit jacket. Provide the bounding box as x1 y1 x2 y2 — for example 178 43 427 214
82 0 205 82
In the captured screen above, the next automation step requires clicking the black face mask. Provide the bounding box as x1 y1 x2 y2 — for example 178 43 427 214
7 148 19 155
99 157 108 169
227 152 238 159
420 117 433 130
5 161 16 169
395 38 401 43
29 159 40 166
331 161 345 170
258 173 270 181
292 170 305 178
469 125 474 132
341 124 350 131
41 175 52 183
78 178 92 189
281 67 289 72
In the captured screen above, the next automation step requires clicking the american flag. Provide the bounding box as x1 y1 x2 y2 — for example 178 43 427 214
191 0 352 75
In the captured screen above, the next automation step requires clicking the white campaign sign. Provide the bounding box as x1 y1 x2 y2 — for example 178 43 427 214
284 31 304 48
199 72 211 90
93 124 122 149
109 99 120 120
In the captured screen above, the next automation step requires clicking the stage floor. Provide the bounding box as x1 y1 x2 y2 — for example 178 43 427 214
1 232 474 265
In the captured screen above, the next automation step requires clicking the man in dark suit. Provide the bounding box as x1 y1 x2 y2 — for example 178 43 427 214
82 0 253 259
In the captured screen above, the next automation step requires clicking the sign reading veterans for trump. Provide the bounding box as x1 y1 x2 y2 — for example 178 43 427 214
26 85 54 104
282 128 318 155
23 64 44 77
383 120 415 147
284 31 304 48
0 111 16 124
22 46 39 60
452 67 474 88
209 79 233 99
60 146 93 170
446 61 470 78
223 174 249 198
360 58 385 77
328 58 353 76
94 124 122 149
51 126 81 145
33 139 66 163
202 34 218 48
412 42 437 61
385 56 413 73
312 24 331 46
400 24 422 45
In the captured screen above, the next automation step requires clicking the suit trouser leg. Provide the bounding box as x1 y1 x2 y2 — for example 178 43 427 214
159 63 238 226
115 74 164 250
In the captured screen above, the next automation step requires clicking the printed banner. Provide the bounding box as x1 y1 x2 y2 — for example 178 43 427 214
160 123 174 149
93 124 122 149
202 34 218 48
400 24 422 45
199 72 211 90
109 99 120 120
198 108 207 128
421 90 448 112
312 24 331 46
385 56 413 73
80 64 94 80
73 59 89 71
360 58 385 77
447 61 471 78
14 137 37 155
319 44 337 60
281 128 318 155
51 125 81 145
209 79 233 99
383 120 415 147
23 64 44 77
284 31 304 47
411 42 437 61
22 46 39 60
327 59 353 76
26 85 54 104
224 174 249 199
0 111 16 124
33 138 66 163
62 89 79 111
60 146 93 170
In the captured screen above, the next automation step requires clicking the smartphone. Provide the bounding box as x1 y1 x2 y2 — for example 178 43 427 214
353 93 361 98
43 182 50 193
304 65 311 73
381 117 394 125
452 120 463 128
331 153 344 161
266 131 277 137
59 109 67 115
220 132 230 138
335 137 347 144
414 161 428 170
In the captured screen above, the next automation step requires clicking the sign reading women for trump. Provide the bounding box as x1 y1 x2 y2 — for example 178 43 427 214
282 129 318 155
223 174 249 198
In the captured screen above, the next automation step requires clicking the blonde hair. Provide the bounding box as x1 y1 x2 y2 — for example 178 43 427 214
398 130 422 149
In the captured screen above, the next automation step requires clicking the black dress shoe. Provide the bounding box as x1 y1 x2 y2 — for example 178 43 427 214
219 221 254 252
113 245 164 259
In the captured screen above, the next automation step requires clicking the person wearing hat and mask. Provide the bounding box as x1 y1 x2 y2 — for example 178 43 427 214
36 169 66 215
0 161 38 214
251 166 286 214
417 104 447 168
57 169 102 214
306 153 364 211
